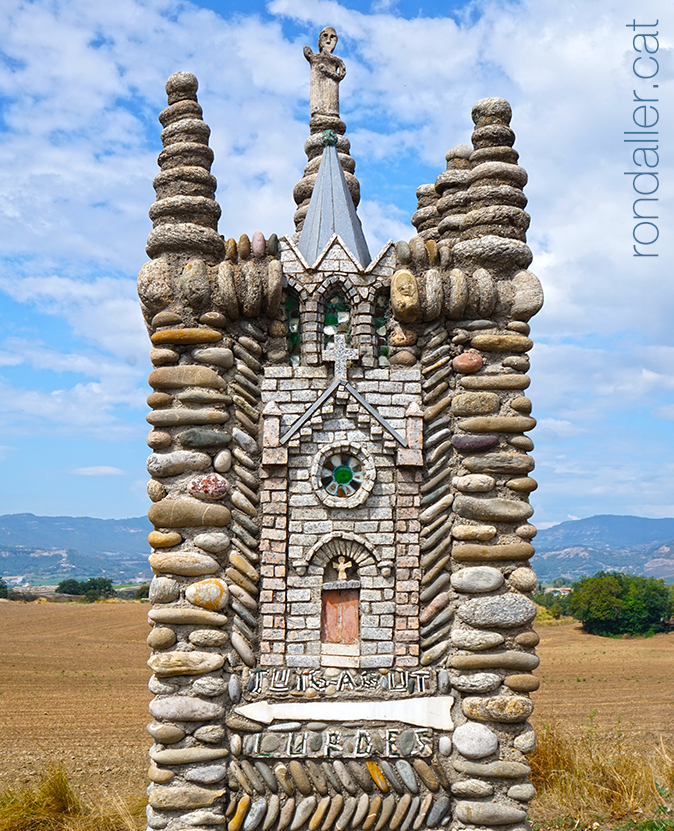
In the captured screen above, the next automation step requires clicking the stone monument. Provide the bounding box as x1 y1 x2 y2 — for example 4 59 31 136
138 28 544 831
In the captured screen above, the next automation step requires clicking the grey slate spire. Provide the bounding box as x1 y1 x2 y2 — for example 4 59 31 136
297 134 371 268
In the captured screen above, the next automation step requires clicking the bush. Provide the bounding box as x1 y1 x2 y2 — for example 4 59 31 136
56 578 116 601
0 579 7 599
569 571 673 636
135 584 150 599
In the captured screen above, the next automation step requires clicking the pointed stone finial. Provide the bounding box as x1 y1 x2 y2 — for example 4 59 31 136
146 72 224 263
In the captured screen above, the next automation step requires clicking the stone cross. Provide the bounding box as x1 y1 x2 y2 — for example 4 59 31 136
327 333 358 380
333 555 353 580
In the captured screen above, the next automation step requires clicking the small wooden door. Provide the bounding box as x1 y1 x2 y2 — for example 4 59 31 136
321 589 359 644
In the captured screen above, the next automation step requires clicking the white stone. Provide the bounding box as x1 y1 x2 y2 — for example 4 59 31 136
453 722 498 759
452 475 495 493
214 450 232 473
146 450 211 478
194 532 231 555
451 629 504 651
451 566 504 593
514 725 536 753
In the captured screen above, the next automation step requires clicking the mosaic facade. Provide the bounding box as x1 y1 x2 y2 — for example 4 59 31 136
139 27 544 831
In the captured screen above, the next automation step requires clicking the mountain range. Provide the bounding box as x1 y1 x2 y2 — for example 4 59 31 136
2 512 674 586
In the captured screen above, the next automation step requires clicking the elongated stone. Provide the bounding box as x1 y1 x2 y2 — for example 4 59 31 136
451 629 504 651
452 392 500 416
418 591 452 625
505 674 540 692
232 490 257 517
149 365 226 390
426 796 451 828
350 794 370 829
420 639 449 666
278 798 296 831
147 721 185 743
150 746 229 765
419 493 454 524
395 760 418 793
292 797 318 831
458 594 537 628
452 524 496 541
148 650 225 676
149 606 227 626
400 796 419 831
453 542 535 562
334 761 357 795
457 415 536 433
455 801 527 825
463 695 534 723
375 795 396 831
263 795 280 831
149 551 220 577
451 566 503 593
470 334 532 352
148 763 174 784
231 631 256 667
181 428 232 449
149 696 224 721
450 672 501 693
365 761 388 793
186 578 230 610
289 761 313 796
149 785 225 810
193 347 235 368
452 723 498 759
230 795 252 831
388 794 411 831
453 760 531 778
460 374 530 390
336 797 357 831
507 477 538 493
419 573 450 603
147 450 211 478
453 474 495 492
378 760 403 794
148 409 227 427
412 794 432 830
463 451 535 474
451 434 499 452
450 651 539 671
454 495 533 523
244 798 267 831
412 760 438 792
149 499 231 528
451 779 493 797
151 328 223 345
148 530 182 549
310 796 331 831
508 782 536 801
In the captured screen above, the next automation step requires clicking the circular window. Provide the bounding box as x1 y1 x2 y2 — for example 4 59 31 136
312 443 375 508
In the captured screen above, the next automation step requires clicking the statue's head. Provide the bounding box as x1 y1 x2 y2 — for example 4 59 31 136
319 27 338 54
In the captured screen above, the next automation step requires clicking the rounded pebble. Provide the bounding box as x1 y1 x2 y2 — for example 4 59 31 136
452 353 483 373
451 566 504 593
186 578 230 610
147 627 176 649
453 722 498 759
509 567 537 592
214 449 232 472
188 473 230 500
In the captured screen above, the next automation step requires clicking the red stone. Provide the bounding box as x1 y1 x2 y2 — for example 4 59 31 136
188 473 230 500
452 353 483 373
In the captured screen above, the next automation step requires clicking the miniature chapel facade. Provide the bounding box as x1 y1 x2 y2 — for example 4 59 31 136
139 29 544 831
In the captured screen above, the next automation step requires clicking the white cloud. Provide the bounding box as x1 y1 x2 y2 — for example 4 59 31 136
73 466 125 476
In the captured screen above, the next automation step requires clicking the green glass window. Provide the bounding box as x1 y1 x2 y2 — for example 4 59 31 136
324 293 350 351
284 292 301 366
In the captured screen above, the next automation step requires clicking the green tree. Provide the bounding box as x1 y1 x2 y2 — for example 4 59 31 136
135 584 150 599
56 579 83 595
0 578 7 599
569 571 672 636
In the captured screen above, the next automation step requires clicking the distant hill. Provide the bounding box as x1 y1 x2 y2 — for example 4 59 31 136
2 512 673 587
534 515 674 583
0 513 152 584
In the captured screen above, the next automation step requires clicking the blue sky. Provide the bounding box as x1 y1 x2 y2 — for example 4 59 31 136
0 0 671 527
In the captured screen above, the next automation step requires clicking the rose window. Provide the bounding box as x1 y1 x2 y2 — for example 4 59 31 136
320 452 363 498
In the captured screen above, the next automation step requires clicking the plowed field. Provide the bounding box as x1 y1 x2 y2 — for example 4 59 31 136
0 601 672 794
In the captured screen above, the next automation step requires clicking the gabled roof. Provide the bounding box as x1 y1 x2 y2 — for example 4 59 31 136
297 144 371 268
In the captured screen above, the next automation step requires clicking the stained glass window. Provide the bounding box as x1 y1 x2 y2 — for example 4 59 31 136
320 451 363 498
323 293 350 351
284 292 301 366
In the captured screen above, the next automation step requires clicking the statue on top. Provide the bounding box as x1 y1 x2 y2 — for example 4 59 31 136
303 27 346 118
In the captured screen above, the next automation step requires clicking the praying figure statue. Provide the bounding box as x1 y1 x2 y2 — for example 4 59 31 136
304 27 346 117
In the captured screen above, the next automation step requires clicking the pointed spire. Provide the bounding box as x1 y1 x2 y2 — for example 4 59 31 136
293 28 361 232
297 135 371 267
146 72 224 263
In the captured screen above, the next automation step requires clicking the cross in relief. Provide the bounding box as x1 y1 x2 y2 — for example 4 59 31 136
327 333 358 380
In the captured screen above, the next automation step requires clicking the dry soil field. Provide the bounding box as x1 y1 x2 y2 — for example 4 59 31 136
0 600 672 797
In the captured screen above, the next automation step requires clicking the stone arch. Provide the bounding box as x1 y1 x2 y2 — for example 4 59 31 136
306 531 381 574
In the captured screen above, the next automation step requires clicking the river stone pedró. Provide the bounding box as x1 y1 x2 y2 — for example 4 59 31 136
457 594 537 628
139 45 543 831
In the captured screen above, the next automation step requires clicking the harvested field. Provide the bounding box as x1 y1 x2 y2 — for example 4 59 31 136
1 600 673 822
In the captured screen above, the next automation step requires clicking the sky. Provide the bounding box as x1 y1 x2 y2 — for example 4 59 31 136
0 0 671 528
